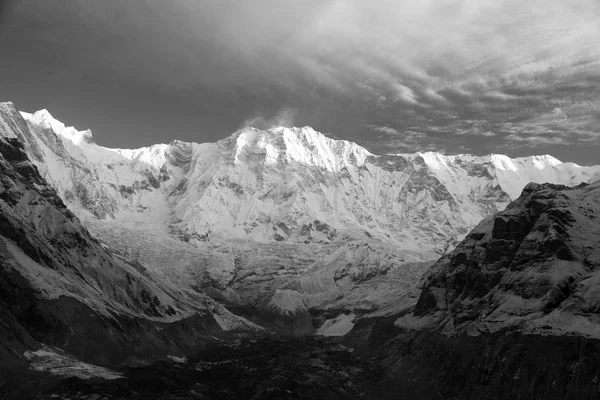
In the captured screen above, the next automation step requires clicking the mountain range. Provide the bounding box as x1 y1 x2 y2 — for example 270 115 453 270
4 101 600 332
2 101 600 398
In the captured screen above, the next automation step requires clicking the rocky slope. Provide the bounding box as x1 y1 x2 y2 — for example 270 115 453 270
6 102 600 332
362 181 600 399
0 107 258 386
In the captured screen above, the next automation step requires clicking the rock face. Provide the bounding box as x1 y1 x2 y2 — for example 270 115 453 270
364 181 600 399
0 105 258 379
411 181 600 334
5 102 600 330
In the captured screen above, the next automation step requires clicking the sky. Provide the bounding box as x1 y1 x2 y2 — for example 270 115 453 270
0 0 599 165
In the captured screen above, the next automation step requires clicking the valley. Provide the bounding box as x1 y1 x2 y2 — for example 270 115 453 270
1 101 600 399
9 103 600 332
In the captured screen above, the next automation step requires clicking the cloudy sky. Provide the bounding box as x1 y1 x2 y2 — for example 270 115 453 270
0 0 599 164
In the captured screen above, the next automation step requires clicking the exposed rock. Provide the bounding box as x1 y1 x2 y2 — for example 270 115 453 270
364 181 600 399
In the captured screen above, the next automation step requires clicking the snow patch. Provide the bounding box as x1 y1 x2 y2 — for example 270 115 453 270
212 305 264 332
490 154 518 171
268 290 309 315
111 144 170 168
24 345 122 380
316 313 356 337
167 355 188 363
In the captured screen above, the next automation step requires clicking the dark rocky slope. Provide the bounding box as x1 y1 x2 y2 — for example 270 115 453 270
360 181 600 399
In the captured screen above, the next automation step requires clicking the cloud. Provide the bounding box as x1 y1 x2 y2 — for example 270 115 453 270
361 128 446 154
0 0 14 23
239 107 297 130
13 1 600 97
4 0 600 163
505 133 569 147
369 125 401 136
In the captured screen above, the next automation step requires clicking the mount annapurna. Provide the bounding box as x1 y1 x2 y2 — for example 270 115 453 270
3 101 600 333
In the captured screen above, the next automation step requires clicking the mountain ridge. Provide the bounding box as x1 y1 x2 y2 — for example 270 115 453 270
18 105 588 170
11 104 584 164
363 180 600 399
4 101 600 333
13 104 598 247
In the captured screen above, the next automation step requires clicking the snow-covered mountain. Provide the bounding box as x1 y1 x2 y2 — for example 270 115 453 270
4 101 600 332
0 113 260 377
16 107 599 252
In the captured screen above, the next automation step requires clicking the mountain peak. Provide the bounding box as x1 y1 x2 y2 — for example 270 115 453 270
33 108 54 120
487 153 563 170
0 101 26 141
0 100 16 109
21 109 94 145
232 125 372 171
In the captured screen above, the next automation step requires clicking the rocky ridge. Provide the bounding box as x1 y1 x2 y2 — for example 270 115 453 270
362 181 600 399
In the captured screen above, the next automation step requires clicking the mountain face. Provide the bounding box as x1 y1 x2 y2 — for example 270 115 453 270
364 181 600 399
5 102 600 332
17 107 598 253
414 181 600 335
3 101 600 398
0 103 257 379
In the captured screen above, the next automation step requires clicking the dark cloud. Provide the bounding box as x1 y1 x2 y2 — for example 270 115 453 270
0 0 599 164
0 0 14 25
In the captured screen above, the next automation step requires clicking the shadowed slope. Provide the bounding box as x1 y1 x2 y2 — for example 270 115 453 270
365 181 600 399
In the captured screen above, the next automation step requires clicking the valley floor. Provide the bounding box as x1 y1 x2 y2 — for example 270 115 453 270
5 326 600 400
1 334 380 400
